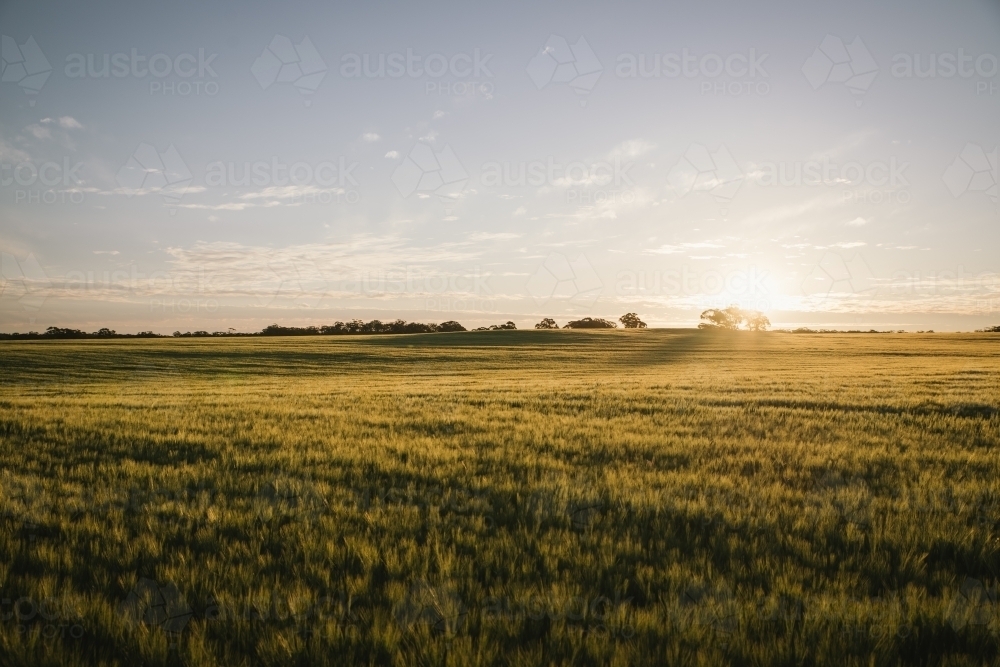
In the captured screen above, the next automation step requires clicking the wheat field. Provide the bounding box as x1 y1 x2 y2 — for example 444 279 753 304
0 330 998 666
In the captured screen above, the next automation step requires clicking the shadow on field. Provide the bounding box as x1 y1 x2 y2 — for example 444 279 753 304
362 328 712 368
0 329 718 385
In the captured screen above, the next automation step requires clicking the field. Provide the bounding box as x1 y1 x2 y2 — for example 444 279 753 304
1 330 998 666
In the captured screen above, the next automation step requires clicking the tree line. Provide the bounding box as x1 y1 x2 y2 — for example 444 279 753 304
3 315 992 339
534 313 647 329
0 314 652 339
0 320 466 339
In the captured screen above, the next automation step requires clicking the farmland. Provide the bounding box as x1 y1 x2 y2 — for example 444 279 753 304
0 330 998 665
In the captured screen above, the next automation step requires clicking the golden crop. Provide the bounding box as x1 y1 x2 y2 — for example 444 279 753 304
0 330 998 665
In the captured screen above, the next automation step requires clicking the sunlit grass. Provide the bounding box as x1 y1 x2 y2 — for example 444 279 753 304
1 330 998 665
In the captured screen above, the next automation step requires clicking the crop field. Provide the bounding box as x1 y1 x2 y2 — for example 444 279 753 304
0 330 998 666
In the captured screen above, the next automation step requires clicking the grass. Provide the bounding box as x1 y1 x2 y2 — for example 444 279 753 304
0 329 998 666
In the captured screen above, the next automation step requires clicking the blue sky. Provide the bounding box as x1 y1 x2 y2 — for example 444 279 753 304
1 0 998 332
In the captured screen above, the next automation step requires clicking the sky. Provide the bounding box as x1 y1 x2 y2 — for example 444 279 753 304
1 0 998 332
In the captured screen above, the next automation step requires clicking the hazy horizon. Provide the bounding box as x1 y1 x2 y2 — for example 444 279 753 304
2 0 999 333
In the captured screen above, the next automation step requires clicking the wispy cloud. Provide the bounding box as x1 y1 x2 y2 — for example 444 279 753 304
645 241 725 255
238 185 346 201
804 129 877 163
25 124 51 140
41 116 83 129
467 232 521 241
739 192 844 226
0 138 31 162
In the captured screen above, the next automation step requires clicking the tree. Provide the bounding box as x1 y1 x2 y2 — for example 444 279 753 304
472 321 517 331
535 318 559 329
698 307 770 331
619 313 647 329
698 307 743 330
436 321 466 332
744 312 770 331
563 317 617 329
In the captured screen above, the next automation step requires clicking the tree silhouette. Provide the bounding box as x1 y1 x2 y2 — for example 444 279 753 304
5 318 471 339
619 313 647 329
473 321 517 331
744 311 771 331
563 317 617 329
699 307 770 331
535 318 559 329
